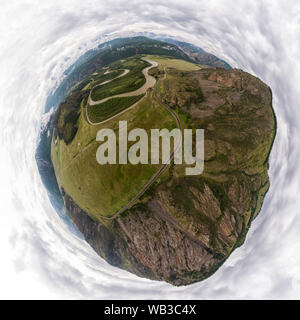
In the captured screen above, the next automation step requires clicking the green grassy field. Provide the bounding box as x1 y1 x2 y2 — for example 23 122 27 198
86 69 124 89
87 94 144 123
145 55 201 71
51 55 200 220
51 92 177 220
90 58 150 101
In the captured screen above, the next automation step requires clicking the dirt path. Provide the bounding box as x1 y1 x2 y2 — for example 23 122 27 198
85 58 158 126
88 59 158 106
92 68 130 89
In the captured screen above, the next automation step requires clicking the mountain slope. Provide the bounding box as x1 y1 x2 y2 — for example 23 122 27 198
158 37 232 69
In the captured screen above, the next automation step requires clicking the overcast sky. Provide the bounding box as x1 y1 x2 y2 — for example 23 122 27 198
0 0 300 299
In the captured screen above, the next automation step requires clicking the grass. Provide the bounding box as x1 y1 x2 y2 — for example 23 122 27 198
145 55 201 71
53 88 89 144
51 92 177 220
91 58 150 101
87 94 144 123
92 69 123 84
82 70 124 90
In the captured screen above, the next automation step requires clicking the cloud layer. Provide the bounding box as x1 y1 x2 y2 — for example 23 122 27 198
1 0 300 299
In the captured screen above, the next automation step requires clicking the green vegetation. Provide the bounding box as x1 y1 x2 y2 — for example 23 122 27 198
51 90 177 219
82 69 124 90
91 58 150 101
185 86 204 105
46 36 193 112
92 69 123 84
156 68 205 111
53 88 89 144
145 55 201 71
87 95 144 123
153 65 276 261
148 67 164 79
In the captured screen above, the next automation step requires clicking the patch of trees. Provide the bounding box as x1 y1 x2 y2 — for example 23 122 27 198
185 86 204 105
53 89 89 144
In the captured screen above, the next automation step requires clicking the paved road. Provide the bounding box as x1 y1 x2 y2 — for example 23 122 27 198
85 58 158 126
88 59 157 106
92 69 130 90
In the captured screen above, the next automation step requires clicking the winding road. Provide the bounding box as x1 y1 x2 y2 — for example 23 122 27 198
88 59 157 105
85 61 182 220
85 58 158 126
94 69 130 88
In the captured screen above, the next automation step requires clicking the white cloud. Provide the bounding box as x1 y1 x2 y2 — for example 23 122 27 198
0 0 300 299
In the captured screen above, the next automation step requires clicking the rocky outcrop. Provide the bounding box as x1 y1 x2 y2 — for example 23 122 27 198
64 193 224 285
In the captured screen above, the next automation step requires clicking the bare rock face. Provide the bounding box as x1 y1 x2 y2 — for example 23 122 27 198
63 67 276 285
65 193 222 285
